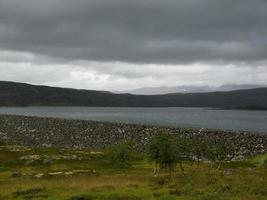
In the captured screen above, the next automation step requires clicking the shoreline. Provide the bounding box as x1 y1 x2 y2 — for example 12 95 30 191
0 114 266 157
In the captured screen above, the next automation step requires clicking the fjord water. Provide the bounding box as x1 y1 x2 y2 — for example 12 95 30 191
0 107 267 133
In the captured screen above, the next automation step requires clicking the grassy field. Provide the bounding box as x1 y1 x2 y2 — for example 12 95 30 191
0 144 266 200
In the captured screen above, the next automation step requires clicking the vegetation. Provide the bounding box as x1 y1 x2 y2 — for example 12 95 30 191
148 133 236 177
1 80 267 109
148 133 176 177
106 140 136 169
0 133 266 200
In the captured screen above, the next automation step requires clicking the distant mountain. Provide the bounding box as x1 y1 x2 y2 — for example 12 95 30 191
115 85 213 95
0 81 267 110
116 84 264 95
216 84 263 91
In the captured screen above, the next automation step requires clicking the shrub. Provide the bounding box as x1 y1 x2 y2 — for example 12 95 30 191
173 136 192 174
190 137 209 164
12 187 48 199
107 140 135 168
204 139 235 169
148 132 176 176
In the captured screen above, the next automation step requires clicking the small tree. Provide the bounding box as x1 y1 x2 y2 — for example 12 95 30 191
173 136 191 175
205 139 235 169
107 140 133 169
148 132 176 177
215 140 235 169
191 137 209 166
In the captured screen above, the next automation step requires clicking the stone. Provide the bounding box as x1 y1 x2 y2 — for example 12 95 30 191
223 169 234 176
72 170 90 174
64 171 74 176
0 115 266 158
11 171 23 178
20 155 41 161
42 156 54 164
48 172 63 176
34 173 44 178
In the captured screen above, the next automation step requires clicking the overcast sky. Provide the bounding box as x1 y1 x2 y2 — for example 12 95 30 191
0 0 267 90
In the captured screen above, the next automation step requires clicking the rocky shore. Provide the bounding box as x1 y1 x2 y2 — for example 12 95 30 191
0 115 266 157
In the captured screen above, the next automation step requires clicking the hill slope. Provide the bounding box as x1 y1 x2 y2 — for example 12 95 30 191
116 84 263 95
0 81 267 109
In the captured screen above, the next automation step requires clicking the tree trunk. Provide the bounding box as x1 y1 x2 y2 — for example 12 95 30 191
168 166 173 179
179 162 185 176
217 161 222 170
154 162 159 177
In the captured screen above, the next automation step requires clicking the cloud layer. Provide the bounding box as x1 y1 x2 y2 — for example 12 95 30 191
0 0 267 89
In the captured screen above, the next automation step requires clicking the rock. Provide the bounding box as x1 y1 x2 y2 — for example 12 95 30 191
0 115 266 158
70 155 78 160
90 152 104 158
223 169 234 176
11 172 23 178
20 155 41 165
41 144 51 148
48 172 63 176
64 171 74 176
33 173 44 178
72 170 90 174
42 156 54 164
25 160 35 165
0 145 31 152
20 155 41 161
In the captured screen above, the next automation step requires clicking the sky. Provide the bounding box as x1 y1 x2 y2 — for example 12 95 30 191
0 0 267 91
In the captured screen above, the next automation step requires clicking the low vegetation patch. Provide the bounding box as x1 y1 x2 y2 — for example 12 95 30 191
0 133 266 200
12 187 48 199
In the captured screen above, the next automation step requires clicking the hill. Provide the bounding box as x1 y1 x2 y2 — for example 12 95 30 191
116 84 264 95
0 81 267 109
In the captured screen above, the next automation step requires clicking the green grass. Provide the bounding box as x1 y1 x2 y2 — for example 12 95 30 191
0 145 266 200
248 152 267 164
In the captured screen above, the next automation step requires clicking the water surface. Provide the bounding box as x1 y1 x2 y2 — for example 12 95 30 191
0 107 266 133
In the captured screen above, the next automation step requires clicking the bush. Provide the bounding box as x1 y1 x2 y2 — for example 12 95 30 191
148 132 176 176
12 187 48 199
204 139 235 168
107 140 135 168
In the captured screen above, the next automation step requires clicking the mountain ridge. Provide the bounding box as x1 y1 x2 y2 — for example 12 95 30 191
115 84 265 95
0 81 267 109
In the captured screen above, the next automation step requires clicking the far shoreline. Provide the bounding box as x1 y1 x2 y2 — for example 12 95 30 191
1 105 267 111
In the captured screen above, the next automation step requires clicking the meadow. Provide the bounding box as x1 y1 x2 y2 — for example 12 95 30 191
0 141 266 200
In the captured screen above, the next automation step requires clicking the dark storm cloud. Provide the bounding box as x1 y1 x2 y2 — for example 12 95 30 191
0 0 267 64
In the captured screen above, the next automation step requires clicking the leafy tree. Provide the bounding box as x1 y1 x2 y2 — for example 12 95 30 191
205 139 235 169
107 140 134 169
215 140 235 169
148 132 176 177
190 137 209 165
173 136 191 175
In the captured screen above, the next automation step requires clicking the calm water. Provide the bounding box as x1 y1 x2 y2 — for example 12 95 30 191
0 107 267 133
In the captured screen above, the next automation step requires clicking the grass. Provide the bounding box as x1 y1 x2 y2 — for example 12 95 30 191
0 145 266 200
248 152 267 164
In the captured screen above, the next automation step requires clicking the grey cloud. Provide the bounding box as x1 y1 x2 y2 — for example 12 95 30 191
0 0 267 64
